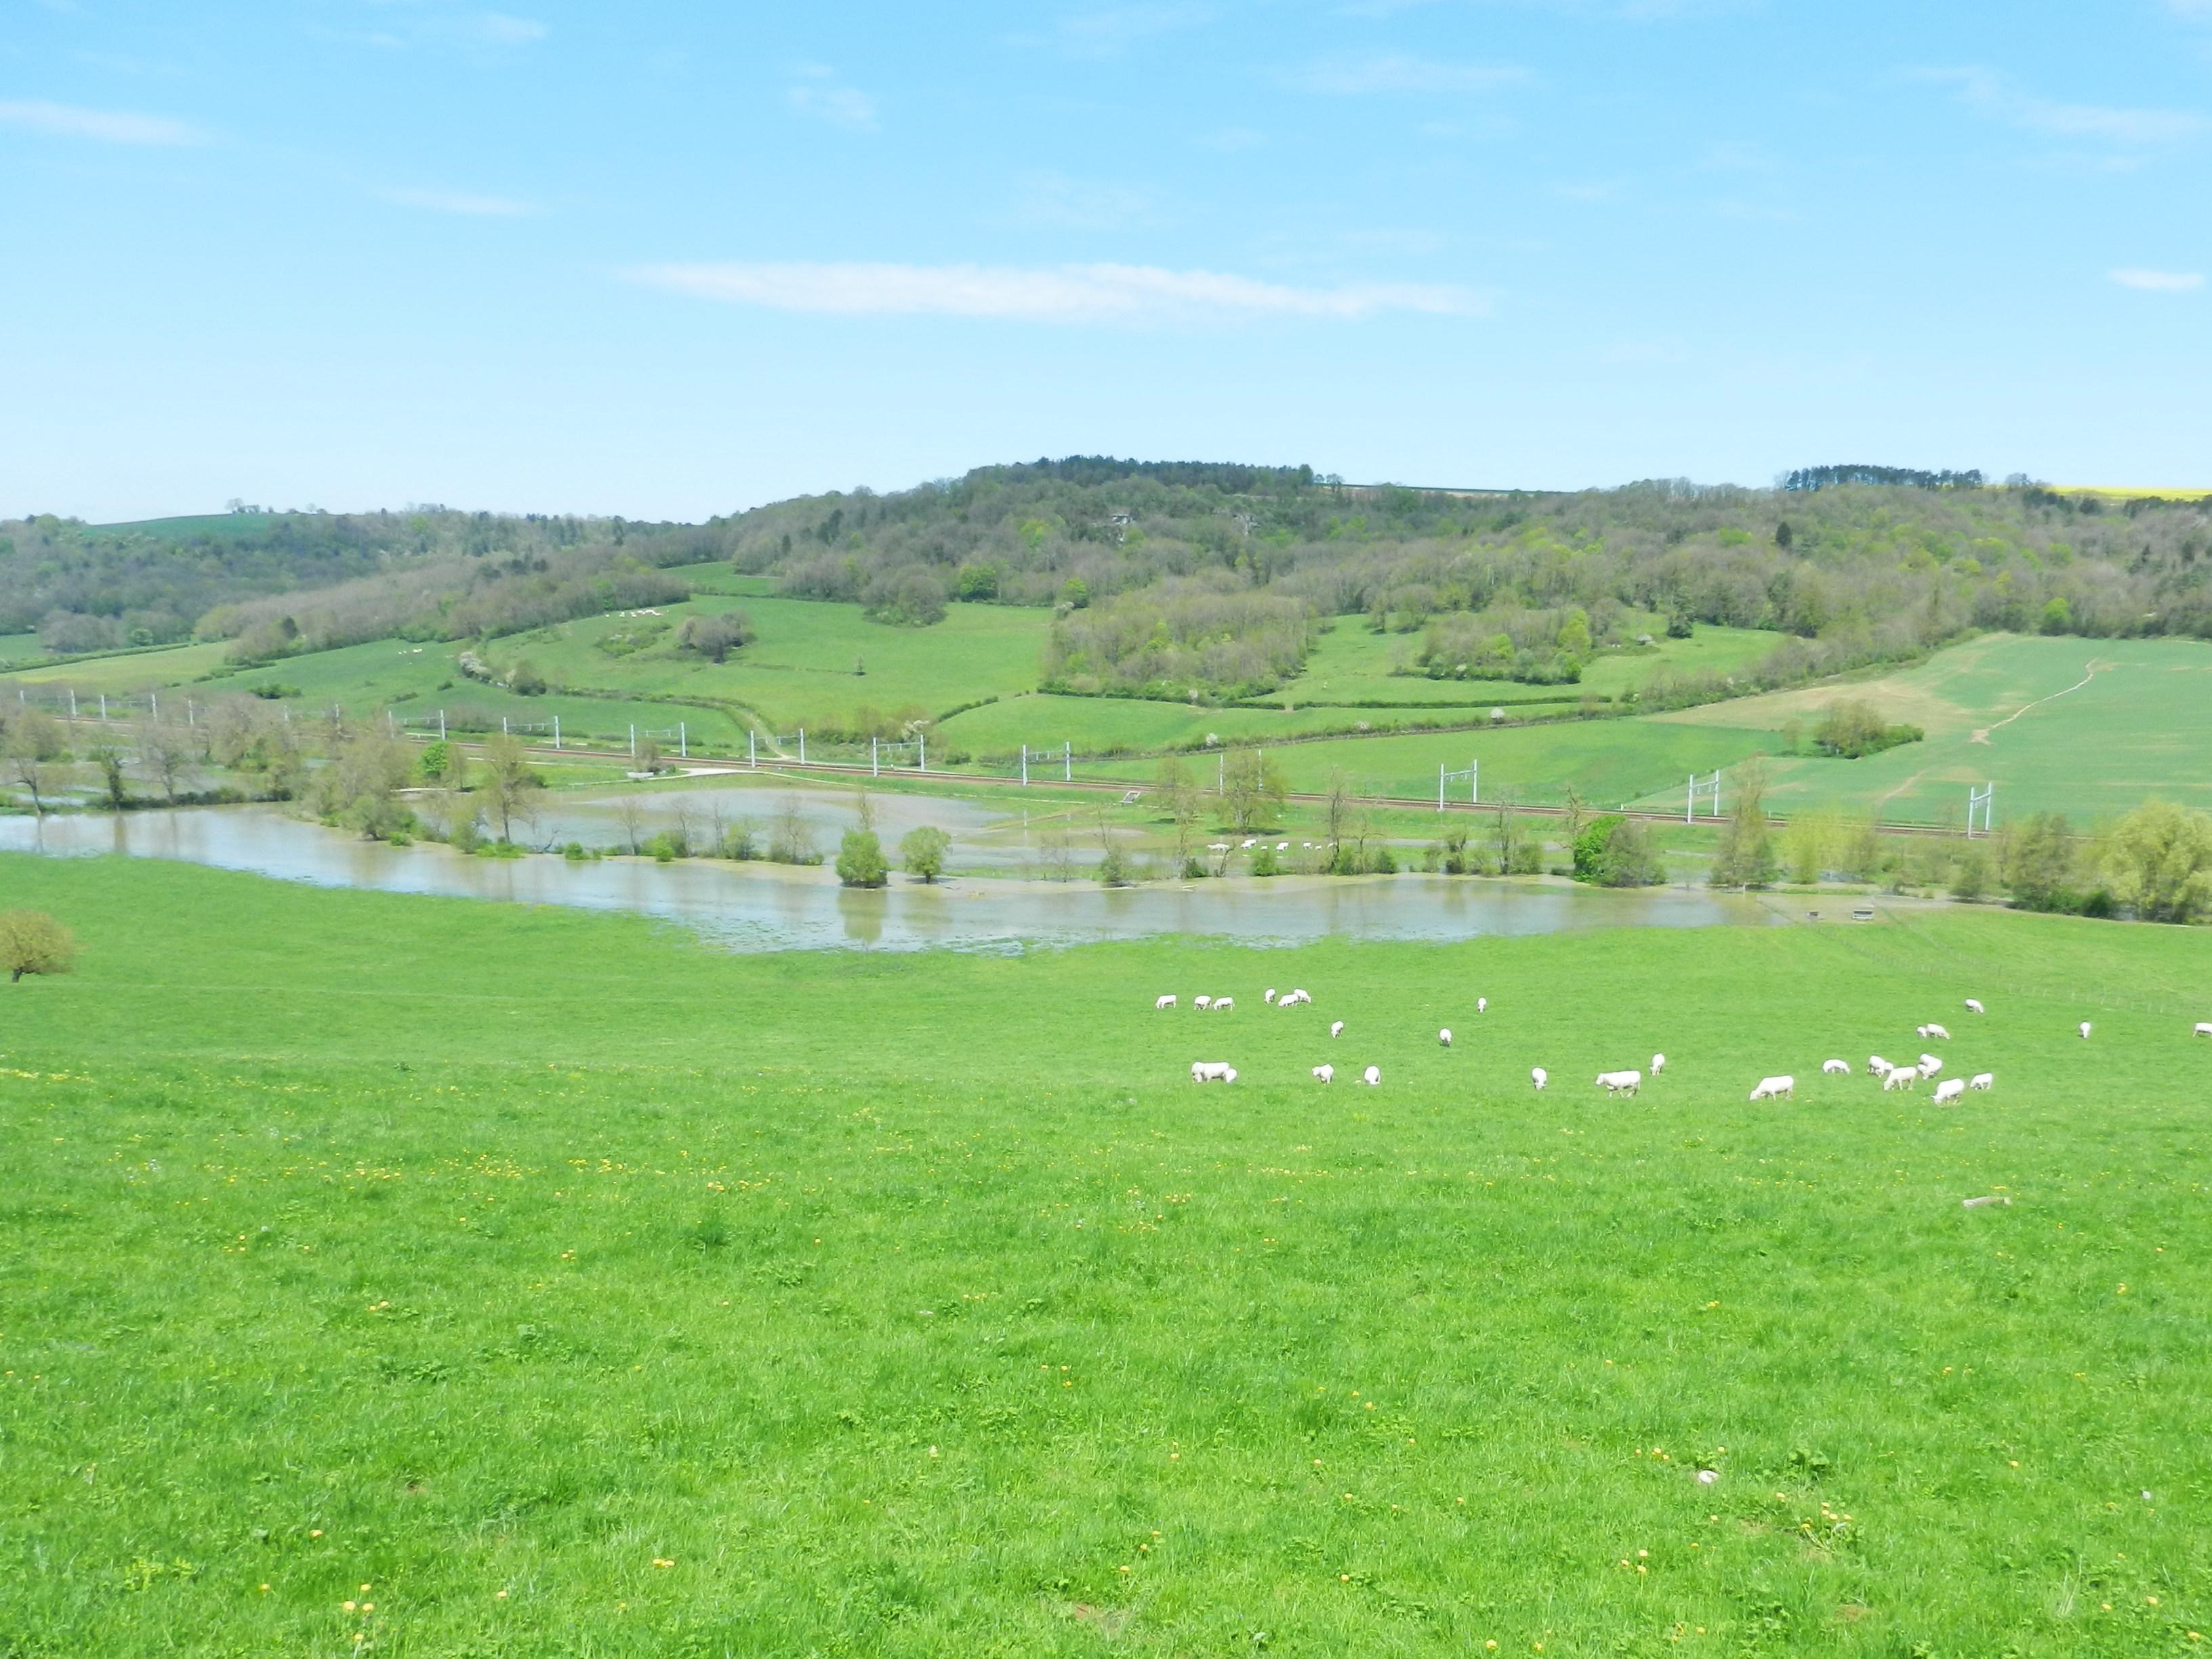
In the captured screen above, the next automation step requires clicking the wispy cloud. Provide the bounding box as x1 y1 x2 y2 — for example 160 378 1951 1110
477 12 546 43
1288 54 1531 95
0 98 203 145
1914 67 2205 146
787 66 877 130
626 260 1487 323
1044 5 1213 58
380 186 536 217
2110 267 2203 291
1010 174 1161 231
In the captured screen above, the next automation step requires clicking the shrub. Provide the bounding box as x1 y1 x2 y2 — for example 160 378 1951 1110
1573 815 1664 887
836 829 888 887
0 911 77 982
899 825 950 882
1811 700 1922 758
1250 844 1279 877
676 611 753 662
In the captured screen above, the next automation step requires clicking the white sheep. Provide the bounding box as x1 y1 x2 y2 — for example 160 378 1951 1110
1650 1052 1666 1076
2080 1021 2093 1039
1438 1028 1452 1048
1965 998 1985 1015
1191 1061 1228 1082
1595 1069 1641 1097
1822 1059 1850 1076
1155 994 1177 1011
1193 996 1211 1011
1531 1066 1548 1091
1748 1075 1795 1101
1312 1064 1334 1084
1932 1078 1965 1105
1477 996 1488 1013
2196 1022 2212 1038
1223 1067 1238 1084
1213 996 1235 1013
1969 1072 1994 1090
1918 1023 1951 1042
1330 1020 1345 1039
1917 1054 1943 1078
1883 1066 1919 1091
1265 989 1277 1004
1290 989 1311 1005
1362 1065 1381 1087
1867 1054 1892 1077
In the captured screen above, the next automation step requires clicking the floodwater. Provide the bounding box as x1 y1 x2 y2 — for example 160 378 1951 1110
0 801 1786 953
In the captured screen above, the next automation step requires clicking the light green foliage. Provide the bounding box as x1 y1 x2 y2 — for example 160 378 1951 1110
0 906 75 980
6 857 2211 1652
2102 799 2212 923
836 828 888 887
899 824 951 882
1709 762 1778 889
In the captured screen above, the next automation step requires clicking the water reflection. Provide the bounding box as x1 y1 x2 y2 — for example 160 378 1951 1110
0 804 1784 953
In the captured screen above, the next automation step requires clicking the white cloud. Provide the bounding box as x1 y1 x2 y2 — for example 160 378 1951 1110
787 66 877 130
1914 67 2205 146
0 98 202 145
1288 54 1531 95
2110 268 2204 291
380 186 536 217
478 12 547 44
626 260 1487 323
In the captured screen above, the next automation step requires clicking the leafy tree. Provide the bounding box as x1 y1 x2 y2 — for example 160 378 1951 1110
87 739 129 811
1221 748 1286 833
1573 815 1664 887
5 708 65 816
0 909 77 981
1709 764 1777 888
2102 800 2212 923
836 828 888 888
956 563 1000 600
676 611 753 662
1949 842 1990 902
311 727 415 840
480 731 542 845
2002 813 2077 911
899 825 950 882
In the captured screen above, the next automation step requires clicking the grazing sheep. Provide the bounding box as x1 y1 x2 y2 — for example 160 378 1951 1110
1883 1066 1919 1091
1193 996 1212 1011
1822 1059 1850 1076
1868 1054 1893 1077
1213 997 1235 1013
1969 1072 1994 1091
1965 998 1985 1015
1265 989 1277 1004
1223 1067 1237 1084
1748 1075 1795 1101
1330 1020 1345 1039
1932 1078 1965 1105
1477 996 1488 1013
1362 1065 1382 1087
1439 1028 1452 1048
1595 1069 1642 1097
1290 989 1311 1005
1918 1023 1951 1042
2080 1021 2093 1039
1917 1054 1943 1078
1192 1061 1236 1083
1531 1066 1548 1091
1312 1064 1334 1084
1650 1052 1666 1076
1155 994 1177 1012
2196 1022 2212 1038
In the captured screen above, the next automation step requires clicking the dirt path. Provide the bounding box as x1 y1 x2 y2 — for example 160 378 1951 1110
1973 659 2102 745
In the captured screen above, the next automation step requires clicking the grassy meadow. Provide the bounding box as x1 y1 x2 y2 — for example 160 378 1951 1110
1649 634 2212 822
1 854 2209 1654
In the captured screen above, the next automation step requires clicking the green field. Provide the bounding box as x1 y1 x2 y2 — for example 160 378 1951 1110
2 640 234 692
1647 634 2212 823
3 854 2209 1654
1277 621 1784 708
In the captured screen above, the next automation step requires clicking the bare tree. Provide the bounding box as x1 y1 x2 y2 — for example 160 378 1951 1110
138 718 192 806
480 732 541 845
616 793 648 856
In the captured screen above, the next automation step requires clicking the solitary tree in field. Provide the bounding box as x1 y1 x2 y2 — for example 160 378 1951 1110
836 827 888 888
1221 747 1286 833
0 910 77 983
1708 762 1777 889
900 825 950 882
2103 800 2212 924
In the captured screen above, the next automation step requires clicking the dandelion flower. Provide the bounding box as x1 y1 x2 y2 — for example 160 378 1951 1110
495 1589 509 1600
343 1601 357 1613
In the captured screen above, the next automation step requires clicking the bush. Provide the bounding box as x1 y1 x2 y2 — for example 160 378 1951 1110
836 829 888 887
1811 700 1922 758
676 611 753 662
1250 844 1279 877
1573 815 1664 887
0 910 78 983
899 825 950 882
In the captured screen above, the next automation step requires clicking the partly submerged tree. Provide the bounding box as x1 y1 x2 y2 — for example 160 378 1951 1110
900 824 950 883
836 827 888 888
1708 762 1777 889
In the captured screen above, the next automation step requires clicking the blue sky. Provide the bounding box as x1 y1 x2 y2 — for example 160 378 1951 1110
5 1 2210 520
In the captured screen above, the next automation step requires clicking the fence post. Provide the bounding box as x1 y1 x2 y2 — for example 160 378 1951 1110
186 699 195 728
503 716 510 736
918 733 925 772
630 724 636 759
68 689 76 718
99 693 107 720
439 709 447 741
1064 742 1071 782
553 715 560 750
749 729 756 769
680 722 687 760
799 729 806 764
872 736 880 777
151 691 159 720
1021 745 1029 787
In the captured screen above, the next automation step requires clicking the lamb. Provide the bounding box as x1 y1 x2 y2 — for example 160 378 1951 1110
1868 1054 1893 1077
1917 1054 1943 1078
1822 1059 1850 1076
2196 1022 2212 1038
1223 1067 1238 1084
1965 998 1985 1015
1932 1078 1965 1105
1438 1028 1452 1048
1477 997 1488 1013
1748 1075 1795 1101
1155 995 1177 1012
1650 1052 1666 1076
1265 989 1277 1005
1191 1061 1233 1082
1330 1020 1345 1039
1918 1023 1951 1042
1362 1065 1381 1087
1595 1069 1641 1097
1290 989 1311 1005
1968 1072 1994 1090
2080 1021 2093 1040
1883 1066 1919 1090
1193 996 1211 1011
1530 1066 1548 1091
1312 1064 1334 1084
1212 997 1235 1013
